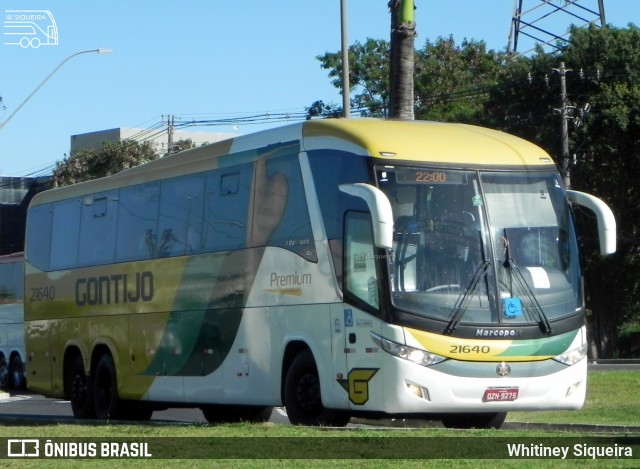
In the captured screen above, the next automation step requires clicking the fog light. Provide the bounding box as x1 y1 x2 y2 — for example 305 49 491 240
566 380 583 398
405 380 430 401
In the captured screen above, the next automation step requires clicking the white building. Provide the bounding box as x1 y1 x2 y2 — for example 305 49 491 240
70 128 236 155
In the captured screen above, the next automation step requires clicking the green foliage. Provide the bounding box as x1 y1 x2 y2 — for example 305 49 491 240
53 140 158 187
170 138 196 155
414 37 501 122
316 38 390 116
315 37 502 121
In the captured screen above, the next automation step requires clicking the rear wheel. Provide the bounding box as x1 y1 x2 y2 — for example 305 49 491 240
201 405 273 423
93 353 123 420
10 355 25 389
0 355 9 389
283 350 350 426
441 412 507 429
67 354 95 419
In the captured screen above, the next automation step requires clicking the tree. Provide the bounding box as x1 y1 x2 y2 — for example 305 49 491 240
388 0 416 119
53 140 158 187
481 25 640 357
562 25 640 357
316 37 500 121
415 37 501 122
316 38 390 117
170 138 196 155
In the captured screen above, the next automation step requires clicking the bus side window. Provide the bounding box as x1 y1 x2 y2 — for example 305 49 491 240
116 184 160 262
344 212 379 309
50 199 80 270
79 191 119 266
26 203 53 272
203 165 253 253
158 175 205 256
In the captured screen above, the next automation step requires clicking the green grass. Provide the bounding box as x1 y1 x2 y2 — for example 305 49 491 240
507 370 640 426
0 370 637 468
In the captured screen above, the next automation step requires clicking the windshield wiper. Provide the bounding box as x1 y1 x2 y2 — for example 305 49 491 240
444 260 490 335
503 230 553 335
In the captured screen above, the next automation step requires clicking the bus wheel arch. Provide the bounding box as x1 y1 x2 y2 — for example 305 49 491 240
64 348 95 419
282 346 350 427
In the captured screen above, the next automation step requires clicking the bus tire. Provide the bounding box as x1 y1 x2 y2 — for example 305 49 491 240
92 353 123 420
0 355 9 389
283 350 350 427
67 354 95 419
10 355 25 389
441 412 507 429
201 405 273 424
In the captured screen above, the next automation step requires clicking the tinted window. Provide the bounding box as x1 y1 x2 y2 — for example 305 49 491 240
50 198 81 270
307 150 370 240
116 184 160 261
26 203 53 271
254 154 316 261
158 175 205 257
203 164 253 252
78 191 118 266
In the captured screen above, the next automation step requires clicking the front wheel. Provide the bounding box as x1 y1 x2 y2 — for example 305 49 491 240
283 350 350 426
441 412 507 429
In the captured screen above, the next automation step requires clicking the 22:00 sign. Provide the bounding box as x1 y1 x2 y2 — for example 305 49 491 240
30 286 55 302
415 171 447 183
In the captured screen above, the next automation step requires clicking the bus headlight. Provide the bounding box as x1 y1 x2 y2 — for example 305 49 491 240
553 343 588 366
371 333 446 367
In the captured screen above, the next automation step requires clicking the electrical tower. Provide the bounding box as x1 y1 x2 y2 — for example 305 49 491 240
509 0 606 55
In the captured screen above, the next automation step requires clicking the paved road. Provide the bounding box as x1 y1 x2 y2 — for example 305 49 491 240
0 391 292 424
1 363 636 426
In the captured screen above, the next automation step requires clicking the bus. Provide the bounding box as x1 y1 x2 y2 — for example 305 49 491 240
0 252 26 390
24 119 615 427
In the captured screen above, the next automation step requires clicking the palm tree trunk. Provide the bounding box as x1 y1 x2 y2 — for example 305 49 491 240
389 0 416 119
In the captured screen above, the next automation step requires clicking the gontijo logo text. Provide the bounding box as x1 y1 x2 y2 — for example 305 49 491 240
3 10 59 48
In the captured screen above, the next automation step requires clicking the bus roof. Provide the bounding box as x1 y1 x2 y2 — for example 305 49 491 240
302 119 554 166
31 119 555 205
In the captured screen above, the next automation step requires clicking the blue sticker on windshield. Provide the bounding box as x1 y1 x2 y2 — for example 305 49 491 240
503 297 523 318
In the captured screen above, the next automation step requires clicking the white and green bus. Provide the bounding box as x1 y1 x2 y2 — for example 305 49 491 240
24 119 615 427
0 252 27 390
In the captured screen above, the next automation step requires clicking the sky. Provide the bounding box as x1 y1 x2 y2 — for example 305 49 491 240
0 0 638 177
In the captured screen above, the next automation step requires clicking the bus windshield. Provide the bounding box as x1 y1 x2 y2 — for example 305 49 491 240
377 166 582 328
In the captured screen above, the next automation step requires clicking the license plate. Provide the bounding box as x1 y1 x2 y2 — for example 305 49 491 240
482 387 519 402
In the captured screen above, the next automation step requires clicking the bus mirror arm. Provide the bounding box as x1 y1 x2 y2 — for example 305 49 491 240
339 183 394 250
566 190 617 255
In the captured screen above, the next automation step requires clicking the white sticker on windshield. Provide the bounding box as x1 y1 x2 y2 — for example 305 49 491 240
526 267 550 289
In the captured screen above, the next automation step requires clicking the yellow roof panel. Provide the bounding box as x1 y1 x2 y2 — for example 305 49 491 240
303 119 554 166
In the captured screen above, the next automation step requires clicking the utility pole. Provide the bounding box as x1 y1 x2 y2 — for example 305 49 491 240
340 0 350 118
167 114 175 155
554 62 572 188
